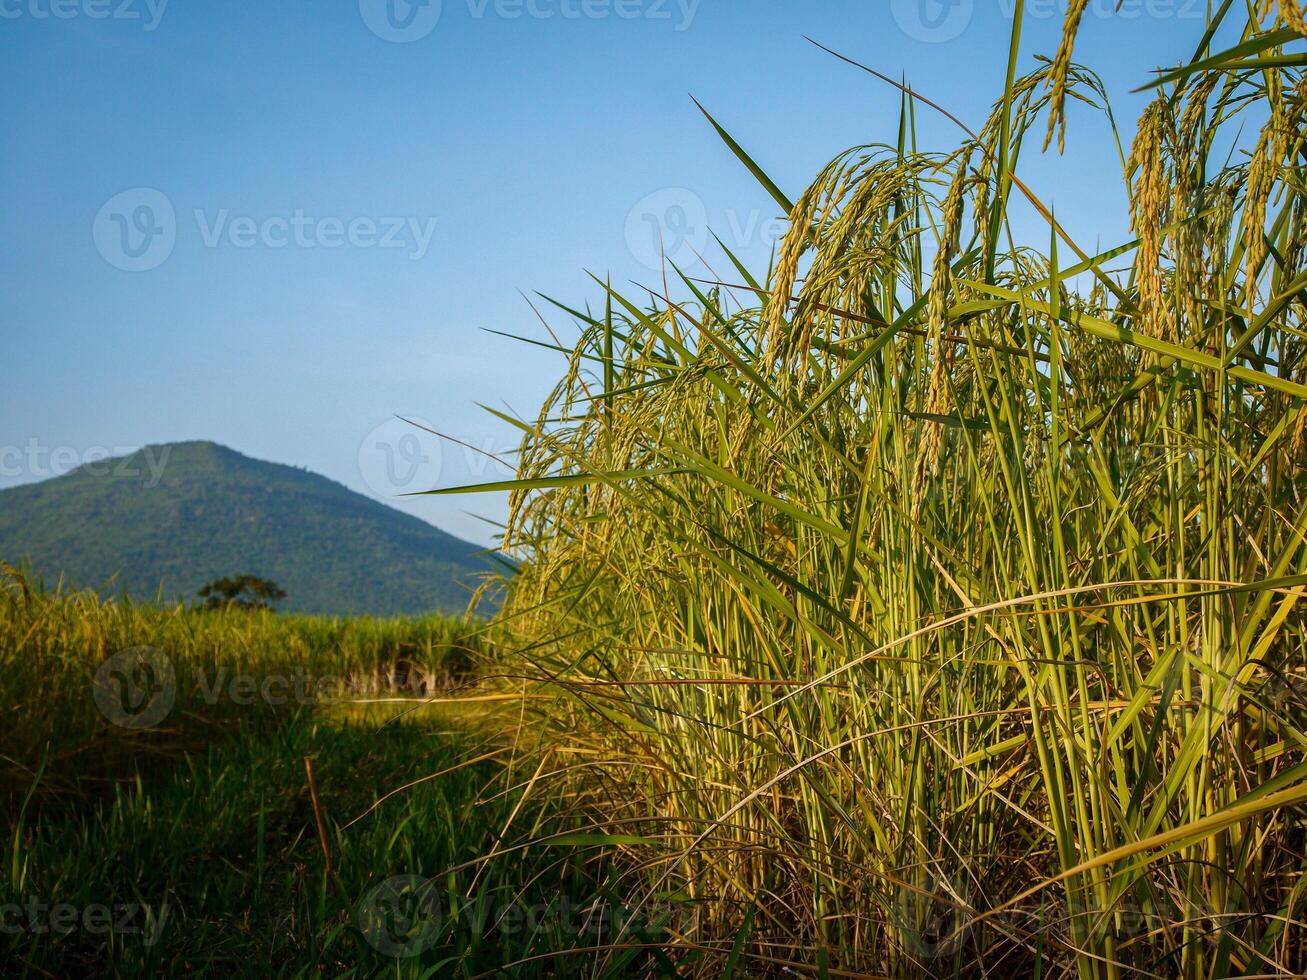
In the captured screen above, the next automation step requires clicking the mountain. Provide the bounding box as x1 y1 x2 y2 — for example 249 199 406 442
0 441 498 617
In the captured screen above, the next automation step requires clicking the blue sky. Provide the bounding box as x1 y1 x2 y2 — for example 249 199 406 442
1 1 1216 545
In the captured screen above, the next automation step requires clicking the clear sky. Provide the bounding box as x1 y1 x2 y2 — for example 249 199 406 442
1 1 1217 546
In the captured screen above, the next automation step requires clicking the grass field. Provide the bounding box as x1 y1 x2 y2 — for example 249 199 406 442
1 568 671 977
1 561 482 810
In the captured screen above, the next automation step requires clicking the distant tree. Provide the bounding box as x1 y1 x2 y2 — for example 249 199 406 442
197 574 287 611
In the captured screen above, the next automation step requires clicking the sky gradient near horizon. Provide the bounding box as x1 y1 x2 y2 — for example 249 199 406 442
2 1 1220 545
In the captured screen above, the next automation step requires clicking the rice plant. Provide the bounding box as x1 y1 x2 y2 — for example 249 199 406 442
451 4 1307 976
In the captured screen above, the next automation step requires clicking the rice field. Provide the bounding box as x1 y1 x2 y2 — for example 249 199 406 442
1 567 657 977
0 561 483 810
6 4 1307 978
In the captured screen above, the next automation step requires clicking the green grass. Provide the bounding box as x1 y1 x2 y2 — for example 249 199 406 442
5 714 630 977
2 569 679 977
0 563 483 811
